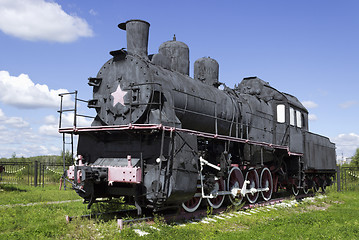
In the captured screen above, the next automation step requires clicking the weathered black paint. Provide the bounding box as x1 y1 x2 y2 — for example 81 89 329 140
70 19 336 211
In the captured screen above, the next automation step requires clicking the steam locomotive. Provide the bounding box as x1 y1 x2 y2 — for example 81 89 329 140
60 19 336 213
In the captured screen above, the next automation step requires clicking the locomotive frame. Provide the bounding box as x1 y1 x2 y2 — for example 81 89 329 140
59 19 336 213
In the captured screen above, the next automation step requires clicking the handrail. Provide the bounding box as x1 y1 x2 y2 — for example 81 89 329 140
58 90 95 129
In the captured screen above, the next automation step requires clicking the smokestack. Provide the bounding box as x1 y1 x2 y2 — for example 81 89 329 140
118 19 150 59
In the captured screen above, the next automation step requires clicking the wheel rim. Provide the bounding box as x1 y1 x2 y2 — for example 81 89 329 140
321 178 327 192
207 178 226 209
227 167 244 206
313 178 319 192
182 180 202 212
303 186 309 194
260 168 273 201
292 182 299 196
303 179 309 194
245 168 259 204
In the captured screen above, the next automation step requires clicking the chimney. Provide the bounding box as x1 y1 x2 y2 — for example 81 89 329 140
118 19 150 59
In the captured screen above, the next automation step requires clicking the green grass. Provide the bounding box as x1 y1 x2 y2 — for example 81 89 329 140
222 192 359 239
1 184 359 239
0 184 86 239
0 184 80 205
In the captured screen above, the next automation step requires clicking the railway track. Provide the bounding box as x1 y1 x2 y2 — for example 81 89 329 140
66 192 320 228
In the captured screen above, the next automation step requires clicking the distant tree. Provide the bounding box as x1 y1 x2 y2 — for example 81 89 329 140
351 148 359 167
61 150 74 165
6 152 18 162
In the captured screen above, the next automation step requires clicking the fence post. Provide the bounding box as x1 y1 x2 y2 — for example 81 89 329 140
344 168 347 191
337 165 341 192
34 161 38 187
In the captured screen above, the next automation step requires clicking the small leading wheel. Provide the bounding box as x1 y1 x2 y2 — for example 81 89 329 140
182 180 202 212
260 168 273 201
207 177 226 209
245 168 259 204
227 167 244 206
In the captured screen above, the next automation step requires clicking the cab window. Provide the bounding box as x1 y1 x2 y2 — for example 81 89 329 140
290 107 295 126
296 111 302 128
277 104 285 123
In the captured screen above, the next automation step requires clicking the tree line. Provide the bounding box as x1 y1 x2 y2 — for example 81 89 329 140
0 150 74 166
350 148 359 167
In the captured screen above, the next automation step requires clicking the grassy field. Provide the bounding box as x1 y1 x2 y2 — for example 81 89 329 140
1 184 359 239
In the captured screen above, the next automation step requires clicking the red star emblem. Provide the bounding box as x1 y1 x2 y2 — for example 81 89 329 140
111 84 127 107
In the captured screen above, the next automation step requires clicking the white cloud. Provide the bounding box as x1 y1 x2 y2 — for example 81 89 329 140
308 114 317 121
61 112 93 127
0 109 4 119
302 102 318 122
89 9 98 16
302 101 318 109
332 133 359 161
0 108 93 158
44 115 57 124
39 123 59 137
0 108 29 128
339 101 358 109
3 116 30 128
0 108 64 157
39 113 92 137
0 109 32 151
0 71 73 109
0 0 93 43
13 144 61 157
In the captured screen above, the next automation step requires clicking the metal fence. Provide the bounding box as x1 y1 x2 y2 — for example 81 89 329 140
338 167 359 191
38 162 67 187
0 161 34 185
0 161 68 186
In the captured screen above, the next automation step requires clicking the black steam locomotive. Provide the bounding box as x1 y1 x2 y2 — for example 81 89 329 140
60 19 336 213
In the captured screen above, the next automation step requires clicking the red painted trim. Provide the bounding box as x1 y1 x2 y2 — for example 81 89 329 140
59 124 303 157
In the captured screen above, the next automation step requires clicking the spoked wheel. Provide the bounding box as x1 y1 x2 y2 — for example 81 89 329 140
313 178 320 193
291 181 299 196
227 167 244 206
182 180 202 212
245 168 259 204
207 177 226 209
260 168 273 201
321 178 327 193
303 179 310 194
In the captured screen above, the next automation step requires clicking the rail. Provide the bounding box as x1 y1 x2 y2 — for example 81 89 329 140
58 91 95 129
58 87 251 141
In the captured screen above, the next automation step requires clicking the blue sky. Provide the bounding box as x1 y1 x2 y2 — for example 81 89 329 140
0 0 358 162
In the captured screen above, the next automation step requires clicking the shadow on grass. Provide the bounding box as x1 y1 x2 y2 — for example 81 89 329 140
0 185 27 192
70 198 141 222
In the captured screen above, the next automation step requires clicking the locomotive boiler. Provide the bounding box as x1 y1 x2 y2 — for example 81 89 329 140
60 19 336 213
